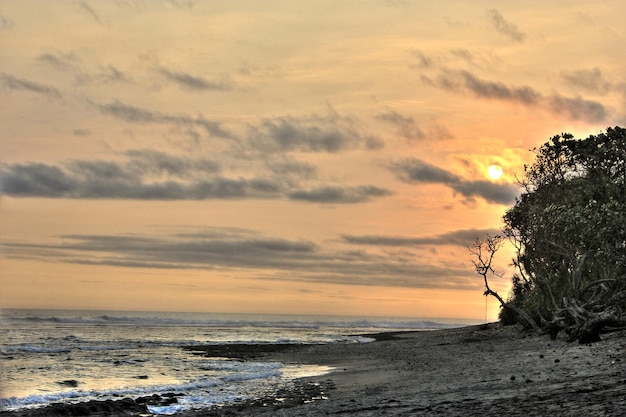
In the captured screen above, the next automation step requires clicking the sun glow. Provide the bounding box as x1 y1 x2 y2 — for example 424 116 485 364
487 164 503 180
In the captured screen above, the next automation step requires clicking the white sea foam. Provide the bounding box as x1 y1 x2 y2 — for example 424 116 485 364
0 309 474 413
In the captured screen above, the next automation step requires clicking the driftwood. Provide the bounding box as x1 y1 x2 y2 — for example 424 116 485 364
552 297 625 343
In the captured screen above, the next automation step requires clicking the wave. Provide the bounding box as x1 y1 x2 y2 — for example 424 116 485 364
1 310 472 331
0 364 283 412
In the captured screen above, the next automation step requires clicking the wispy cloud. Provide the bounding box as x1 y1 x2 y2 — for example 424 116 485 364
248 113 385 153
77 2 103 24
98 65 132 83
487 9 525 42
156 67 234 91
342 228 502 247
96 100 234 139
431 69 540 105
376 110 425 141
0 14 14 30
423 69 608 123
36 51 77 71
1 228 478 290
388 158 519 205
1 73 61 98
288 185 392 204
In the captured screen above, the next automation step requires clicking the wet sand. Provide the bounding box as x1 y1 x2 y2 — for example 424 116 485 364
2 323 624 416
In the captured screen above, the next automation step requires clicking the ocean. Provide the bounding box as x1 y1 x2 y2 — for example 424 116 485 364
0 309 474 414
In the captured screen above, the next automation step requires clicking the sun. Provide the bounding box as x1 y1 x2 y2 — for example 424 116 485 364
487 164 503 180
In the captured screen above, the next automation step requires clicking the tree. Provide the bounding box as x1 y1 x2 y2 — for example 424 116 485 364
477 127 626 342
470 234 541 333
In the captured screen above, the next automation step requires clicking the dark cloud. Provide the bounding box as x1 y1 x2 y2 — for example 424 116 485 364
248 114 384 153
288 185 392 204
424 69 608 123
487 9 525 42
376 110 425 140
390 158 458 184
389 158 518 205
157 67 234 91
0 163 76 197
438 70 540 104
0 153 279 200
342 228 502 247
560 68 611 93
1 73 61 98
96 100 233 139
1 228 478 290
0 151 389 204
548 94 607 123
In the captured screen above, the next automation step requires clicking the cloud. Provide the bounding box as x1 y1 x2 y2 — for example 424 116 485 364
2 228 479 290
410 50 433 68
487 9 525 42
73 129 91 136
390 158 458 184
99 101 383 154
424 69 608 123
560 67 611 93
36 51 77 71
156 67 234 91
388 158 518 205
1 73 61 98
98 65 132 83
288 185 392 204
266 159 317 183
0 150 389 204
376 110 425 140
96 100 233 139
0 14 14 30
0 154 279 200
78 2 103 24
342 228 503 247
434 69 540 105
548 94 607 123
124 149 220 176
248 113 384 153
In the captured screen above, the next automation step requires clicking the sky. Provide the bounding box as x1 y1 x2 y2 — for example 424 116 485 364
1 0 625 321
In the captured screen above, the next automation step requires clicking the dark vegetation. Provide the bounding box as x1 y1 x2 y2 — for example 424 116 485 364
472 126 626 343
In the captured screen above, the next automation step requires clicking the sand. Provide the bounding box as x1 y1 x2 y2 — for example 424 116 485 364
187 323 625 416
2 323 624 416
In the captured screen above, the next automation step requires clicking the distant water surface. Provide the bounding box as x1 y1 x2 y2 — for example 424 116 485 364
0 309 475 414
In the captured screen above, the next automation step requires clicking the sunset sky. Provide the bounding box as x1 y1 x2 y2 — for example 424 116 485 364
1 0 625 321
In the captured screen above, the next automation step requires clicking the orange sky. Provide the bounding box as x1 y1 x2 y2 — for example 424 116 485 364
1 0 624 321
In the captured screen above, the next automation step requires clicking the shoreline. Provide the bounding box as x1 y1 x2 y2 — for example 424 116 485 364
2 323 624 416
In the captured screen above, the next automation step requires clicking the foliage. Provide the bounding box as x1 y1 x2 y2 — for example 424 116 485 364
500 126 626 341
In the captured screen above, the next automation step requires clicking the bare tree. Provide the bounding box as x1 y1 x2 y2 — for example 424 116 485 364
470 235 541 334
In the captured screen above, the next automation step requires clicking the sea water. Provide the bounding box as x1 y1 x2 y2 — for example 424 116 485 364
0 309 472 414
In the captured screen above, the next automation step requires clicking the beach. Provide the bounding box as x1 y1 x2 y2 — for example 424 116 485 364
2 323 624 416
